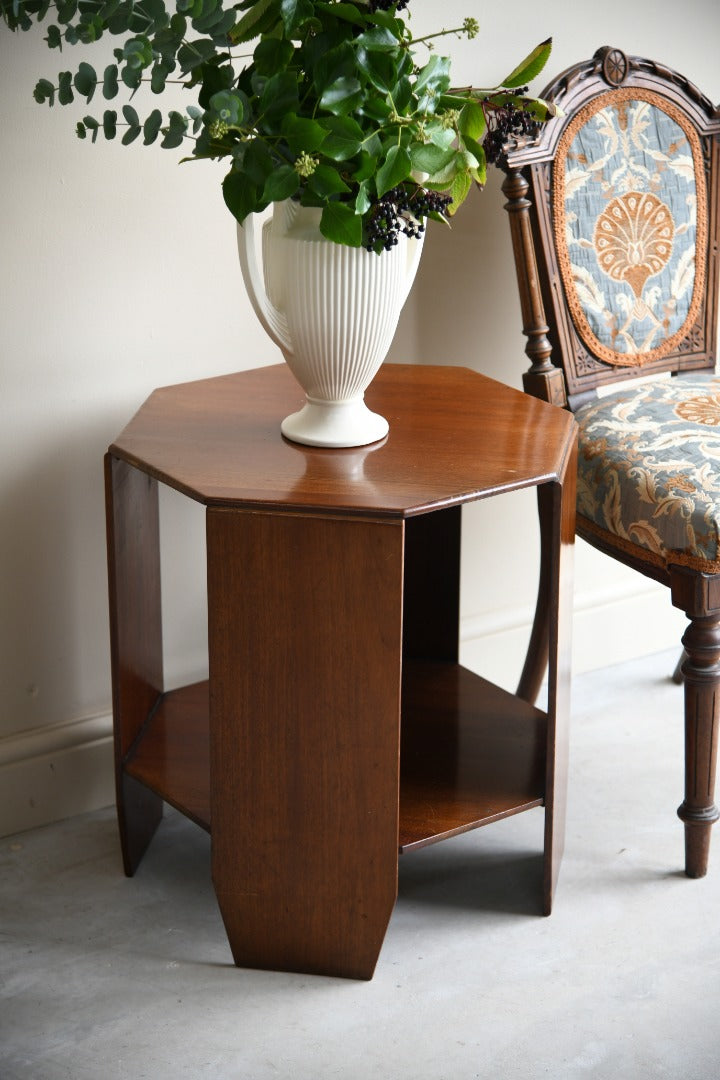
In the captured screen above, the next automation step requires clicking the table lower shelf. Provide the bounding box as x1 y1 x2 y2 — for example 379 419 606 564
124 661 547 851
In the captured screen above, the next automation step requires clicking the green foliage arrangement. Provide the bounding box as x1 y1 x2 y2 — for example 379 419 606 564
1 0 554 252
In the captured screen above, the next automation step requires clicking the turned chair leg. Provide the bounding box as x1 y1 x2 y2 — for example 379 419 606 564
676 614 720 877
672 650 687 685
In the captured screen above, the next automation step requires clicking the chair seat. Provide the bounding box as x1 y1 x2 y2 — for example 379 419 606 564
576 374 720 573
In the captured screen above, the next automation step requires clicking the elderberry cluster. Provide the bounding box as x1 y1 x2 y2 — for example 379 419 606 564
483 94 541 165
365 185 453 253
368 1 410 12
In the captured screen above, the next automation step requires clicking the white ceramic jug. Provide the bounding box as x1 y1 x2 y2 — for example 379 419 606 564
237 200 424 447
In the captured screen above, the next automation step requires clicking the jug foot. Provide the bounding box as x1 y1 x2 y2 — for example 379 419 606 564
281 397 389 448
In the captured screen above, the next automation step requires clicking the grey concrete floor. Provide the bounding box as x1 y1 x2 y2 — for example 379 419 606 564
2 648 720 1080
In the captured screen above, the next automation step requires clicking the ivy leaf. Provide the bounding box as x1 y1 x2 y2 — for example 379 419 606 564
281 114 327 155
320 76 363 117
223 169 258 224
360 95 392 123
356 47 396 95
319 115 364 161
307 165 351 198
376 145 411 198
314 2 367 28
355 179 372 216
253 38 294 78
242 137 275 186
352 151 377 182
354 26 399 52
319 202 363 247
414 54 451 97
393 75 412 115
501 38 552 89
313 42 355 98
280 0 314 34
365 9 401 32
260 71 299 125
262 165 300 203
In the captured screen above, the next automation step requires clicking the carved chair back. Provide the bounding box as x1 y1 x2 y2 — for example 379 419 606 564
502 46 720 412
501 50 720 881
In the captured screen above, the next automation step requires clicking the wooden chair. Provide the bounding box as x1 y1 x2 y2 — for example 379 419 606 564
501 46 720 877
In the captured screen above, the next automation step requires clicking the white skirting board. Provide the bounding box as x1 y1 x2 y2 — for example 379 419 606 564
461 578 684 694
0 582 684 839
0 713 114 839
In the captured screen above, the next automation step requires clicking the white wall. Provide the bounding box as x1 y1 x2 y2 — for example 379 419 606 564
1 1 718 835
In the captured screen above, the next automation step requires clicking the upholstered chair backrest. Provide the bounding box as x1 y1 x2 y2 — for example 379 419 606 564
502 47 720 409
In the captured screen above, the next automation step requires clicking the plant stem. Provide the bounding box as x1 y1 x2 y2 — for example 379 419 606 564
408 25 469 48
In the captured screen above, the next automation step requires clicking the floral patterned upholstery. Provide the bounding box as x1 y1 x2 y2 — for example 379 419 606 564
576 375 720 572
556 86 719 573
554 89 707 368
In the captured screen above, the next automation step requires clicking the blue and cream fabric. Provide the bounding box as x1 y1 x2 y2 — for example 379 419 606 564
576 375 720 572
554 89 707 367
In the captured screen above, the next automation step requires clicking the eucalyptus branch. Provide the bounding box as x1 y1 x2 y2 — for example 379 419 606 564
2 0 553 252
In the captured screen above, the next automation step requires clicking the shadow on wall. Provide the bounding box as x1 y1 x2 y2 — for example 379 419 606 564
391 169 525 384
0 413 115 742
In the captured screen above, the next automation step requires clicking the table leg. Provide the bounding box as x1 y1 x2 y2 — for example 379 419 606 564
403 507 461 662
207 509 404 979
542 443 576 914
105 455 164 875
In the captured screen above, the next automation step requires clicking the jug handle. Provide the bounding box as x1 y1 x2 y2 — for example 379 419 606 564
237 213 291 353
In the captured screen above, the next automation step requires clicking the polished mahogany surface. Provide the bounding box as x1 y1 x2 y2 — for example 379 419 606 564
399 662 546 851
107 362 577 978
110 362 576 514
123 666 548 854
125 682 211 832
